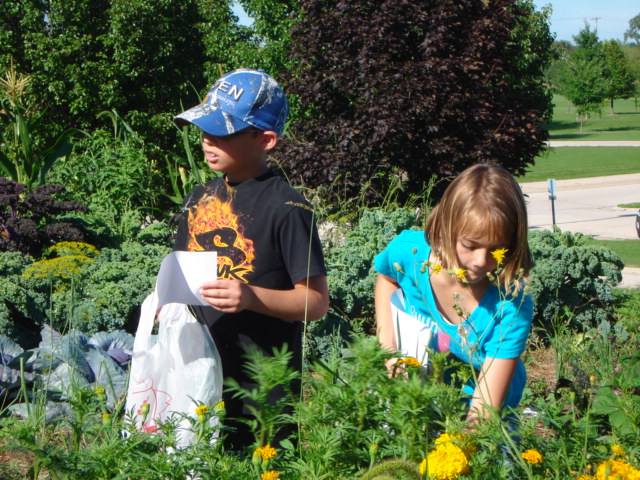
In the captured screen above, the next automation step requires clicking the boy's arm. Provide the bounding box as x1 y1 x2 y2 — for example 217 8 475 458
199 275 329 322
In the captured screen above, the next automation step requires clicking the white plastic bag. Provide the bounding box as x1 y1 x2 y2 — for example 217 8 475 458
390 289 433 366
125 291 223 448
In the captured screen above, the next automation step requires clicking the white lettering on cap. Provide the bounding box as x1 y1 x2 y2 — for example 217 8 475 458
217 80 244 101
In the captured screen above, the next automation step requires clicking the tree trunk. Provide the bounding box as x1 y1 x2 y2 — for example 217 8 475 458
610 97 614 115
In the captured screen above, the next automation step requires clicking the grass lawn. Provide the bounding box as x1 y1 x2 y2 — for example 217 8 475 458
518 147 640 182
588 239 640 268
548 95 640 141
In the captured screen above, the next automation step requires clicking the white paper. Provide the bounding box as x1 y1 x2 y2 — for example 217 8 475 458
155 251 217 307
390 289 433 365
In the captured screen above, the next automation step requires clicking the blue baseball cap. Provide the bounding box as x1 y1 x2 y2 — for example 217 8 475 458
174 69 288 137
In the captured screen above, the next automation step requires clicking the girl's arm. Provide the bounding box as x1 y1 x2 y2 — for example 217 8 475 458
467 357 519 422
375 273 399 352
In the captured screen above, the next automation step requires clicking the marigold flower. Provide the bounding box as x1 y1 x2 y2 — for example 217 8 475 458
420 442 470 479
491 248 508 265
521 449 543 465
595 458 640 480
611 444 626 457
432 264 443 275
256 444 277 460
435 432 477 457
260 471 280 480
397 357 422 368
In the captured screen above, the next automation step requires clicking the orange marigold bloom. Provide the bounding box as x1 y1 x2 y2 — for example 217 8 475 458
260 471 280 480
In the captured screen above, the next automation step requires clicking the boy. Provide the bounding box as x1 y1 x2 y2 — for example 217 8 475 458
173 69 329 449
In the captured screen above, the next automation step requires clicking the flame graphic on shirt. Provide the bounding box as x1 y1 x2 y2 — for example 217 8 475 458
186 195 255 281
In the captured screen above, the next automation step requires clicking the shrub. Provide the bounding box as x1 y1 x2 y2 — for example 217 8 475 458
528 229 624 328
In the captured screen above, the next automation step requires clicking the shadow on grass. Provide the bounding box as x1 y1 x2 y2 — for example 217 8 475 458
549 133 594 140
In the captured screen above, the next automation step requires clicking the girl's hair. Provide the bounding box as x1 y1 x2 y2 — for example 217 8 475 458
424 162 533 287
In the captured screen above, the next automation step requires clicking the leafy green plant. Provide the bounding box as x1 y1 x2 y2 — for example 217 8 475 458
0 61 76 190
528 228 624 328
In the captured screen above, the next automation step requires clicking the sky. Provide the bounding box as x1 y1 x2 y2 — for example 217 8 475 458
232 1 638 44
531 0 638 43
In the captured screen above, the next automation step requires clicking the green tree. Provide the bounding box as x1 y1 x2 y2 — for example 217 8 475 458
602 40 636 114
0 0 242 150
274 0 554 204
560 24 605 131
624 13 640 45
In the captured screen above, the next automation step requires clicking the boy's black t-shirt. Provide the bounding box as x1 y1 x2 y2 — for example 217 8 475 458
173 169 326 421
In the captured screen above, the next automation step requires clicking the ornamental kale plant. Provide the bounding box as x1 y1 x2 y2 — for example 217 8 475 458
0 177 88 258
0 240 170 342
528 229 624 328
307 207 420 361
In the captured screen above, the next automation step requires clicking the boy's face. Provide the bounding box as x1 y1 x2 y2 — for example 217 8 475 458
201 128 276 183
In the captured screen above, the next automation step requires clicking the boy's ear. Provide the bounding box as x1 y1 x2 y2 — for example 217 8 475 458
260 130 278 151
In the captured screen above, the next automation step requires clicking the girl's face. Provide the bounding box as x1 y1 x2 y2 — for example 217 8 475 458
455 232 508 283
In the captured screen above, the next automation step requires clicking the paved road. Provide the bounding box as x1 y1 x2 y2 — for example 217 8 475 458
521 173 640 288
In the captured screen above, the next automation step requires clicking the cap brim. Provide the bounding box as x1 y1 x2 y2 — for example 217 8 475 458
173 103 253 137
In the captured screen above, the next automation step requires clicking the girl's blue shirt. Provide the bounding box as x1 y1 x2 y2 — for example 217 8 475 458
374 229 534 409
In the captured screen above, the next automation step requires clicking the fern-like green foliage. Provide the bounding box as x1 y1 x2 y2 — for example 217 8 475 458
528 228 624 328
359 459 422 480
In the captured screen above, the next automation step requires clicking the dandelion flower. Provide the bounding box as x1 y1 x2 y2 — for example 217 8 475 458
260 471 280 480
195 404 208 416
432 264 443 275
521 449 543 465
420 442 470 479
455 268 467 281
491 248 508 265
611 444 626 457
256 444 277 460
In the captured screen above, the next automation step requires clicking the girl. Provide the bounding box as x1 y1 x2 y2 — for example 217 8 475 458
374 163 534 423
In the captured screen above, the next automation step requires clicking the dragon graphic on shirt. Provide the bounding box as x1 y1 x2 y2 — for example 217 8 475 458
186 194 255 282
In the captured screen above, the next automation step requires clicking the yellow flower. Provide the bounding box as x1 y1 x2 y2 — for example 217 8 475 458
595 459 640 480
195 404 208 416
420 442 470 479
577 476 594 480
256 444 277 460
260 471 280 480
435 432 477 457
432 264 443 275
611 444 626 457
491 248 508 265
397 357 422 368
101 412 111 426
94 385 105 395
455 268 466 281
521 449 543 465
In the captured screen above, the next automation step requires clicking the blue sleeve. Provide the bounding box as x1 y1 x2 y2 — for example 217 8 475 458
374 233 406 280
482 289 533 359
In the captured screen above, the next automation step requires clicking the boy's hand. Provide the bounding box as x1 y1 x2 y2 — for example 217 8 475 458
199 279 255 313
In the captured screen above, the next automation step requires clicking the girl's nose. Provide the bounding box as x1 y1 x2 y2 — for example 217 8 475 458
473 249 490 268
